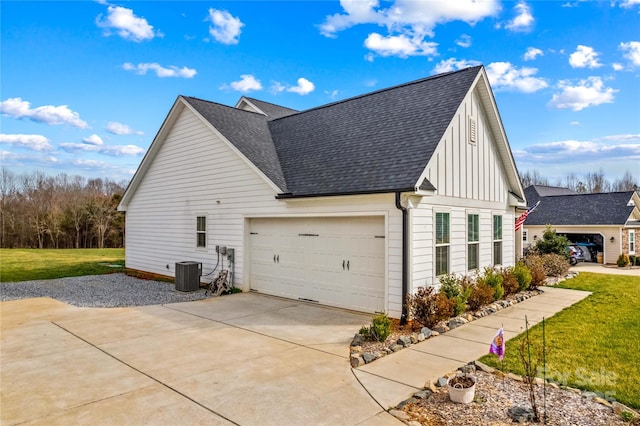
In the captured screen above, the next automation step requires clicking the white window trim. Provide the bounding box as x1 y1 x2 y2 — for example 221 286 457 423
196 214 207 250
493 214 503 266
467 212 480 271
630 230 636 255
522 229 528 243
434 211 450 277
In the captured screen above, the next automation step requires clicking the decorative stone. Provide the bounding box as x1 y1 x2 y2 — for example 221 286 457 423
613 402 639 419
417 332 426 342
391 344 403 352
362 352 376 363
396 397 418 409
350 355 365 368
407 421 422 426
410 334 418 344
447 317 468 329
374 351 384 358
433 324 449 333
421 327 432 338
437 377 449 387
351 334 363 346
507 373 523 382
507 406 536 423
413 390 431 399
459 364 476 374
474 360 495 374
593 397 612 407
350 345 362 353
389 409 410 421
397 336 412 347
466 314 474 322
426 381 438 393
431 331 440 336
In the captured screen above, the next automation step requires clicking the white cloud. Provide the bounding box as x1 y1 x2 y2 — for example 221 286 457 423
207 8 244 44
505 1 534 31
0 97 88 128
455 34 472 48
364 33 438 57
619 41 640 67
325 90 339 100
549 77 617 111
485 62 548 93
82 134 104 146
0 134 53 151
612 63 624 71
620 0 640 8
123 62 197 78
598 134 640 142
319 0 498 58
523 47 543 61
224 74 263 93
106 121 143 135
515 139 640 164
570 121 582 126
432 58 481 74
96 6 157 42
287 78 315 95
569 45 602 68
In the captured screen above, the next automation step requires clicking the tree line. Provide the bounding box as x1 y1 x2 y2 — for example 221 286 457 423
520 169 638 193
1 168 126 249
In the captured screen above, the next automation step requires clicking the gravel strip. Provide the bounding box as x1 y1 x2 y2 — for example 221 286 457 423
0 273 207 307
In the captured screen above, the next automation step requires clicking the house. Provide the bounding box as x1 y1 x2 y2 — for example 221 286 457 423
522 185 640 264
118 66 526 319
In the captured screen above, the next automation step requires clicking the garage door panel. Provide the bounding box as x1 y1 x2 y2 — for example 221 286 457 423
249 217 385 313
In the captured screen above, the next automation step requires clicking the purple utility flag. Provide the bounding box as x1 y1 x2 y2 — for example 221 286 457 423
490 327 505 360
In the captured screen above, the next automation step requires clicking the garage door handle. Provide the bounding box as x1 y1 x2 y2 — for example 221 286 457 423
342 260 345 270
277 255 280 263
347 260 350 271
273 255 276 263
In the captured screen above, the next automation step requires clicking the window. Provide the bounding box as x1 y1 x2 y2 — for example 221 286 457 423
196 216 207 248
522 229 528 242
435 212 450 276
493 215 502 265
468 214 479 270
630 230 636 254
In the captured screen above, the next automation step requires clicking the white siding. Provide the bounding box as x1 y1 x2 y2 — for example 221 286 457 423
124 106 404 317
410 87 517 292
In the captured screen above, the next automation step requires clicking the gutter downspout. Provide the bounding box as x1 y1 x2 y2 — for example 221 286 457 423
395 192 409 325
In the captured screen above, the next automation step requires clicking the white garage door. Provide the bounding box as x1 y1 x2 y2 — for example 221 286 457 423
249 216 385 313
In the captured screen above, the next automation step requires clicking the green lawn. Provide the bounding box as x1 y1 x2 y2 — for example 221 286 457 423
0 248 125 282
479 272 640 409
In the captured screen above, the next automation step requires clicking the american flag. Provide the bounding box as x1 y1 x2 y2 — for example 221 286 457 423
515 201 540 231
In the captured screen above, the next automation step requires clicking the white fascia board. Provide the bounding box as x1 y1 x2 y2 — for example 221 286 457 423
234 97 267 116
118 97 185 211
181 98 283 194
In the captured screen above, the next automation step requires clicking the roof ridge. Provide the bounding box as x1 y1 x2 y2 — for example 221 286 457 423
269 65 483 122
182 95 268 117
543 190 634 197
243 96 299 112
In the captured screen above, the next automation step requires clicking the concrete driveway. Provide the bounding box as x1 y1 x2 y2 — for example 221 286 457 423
1 294 401 426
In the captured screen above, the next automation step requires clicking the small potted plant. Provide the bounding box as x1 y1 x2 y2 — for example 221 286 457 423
447 373 476 404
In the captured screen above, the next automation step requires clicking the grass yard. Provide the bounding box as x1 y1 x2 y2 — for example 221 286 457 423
479 272 640 409
0 248 125 282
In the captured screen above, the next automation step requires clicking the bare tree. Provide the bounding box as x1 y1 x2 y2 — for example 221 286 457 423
612 171 638 192
583 168 610 193
520 170 549 188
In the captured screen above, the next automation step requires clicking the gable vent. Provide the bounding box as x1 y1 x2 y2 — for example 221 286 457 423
469 117 477 144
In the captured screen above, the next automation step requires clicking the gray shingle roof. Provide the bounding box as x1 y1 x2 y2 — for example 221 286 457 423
185 66 481 197
524 190 635 226
183 96 288 191
524 185 577 207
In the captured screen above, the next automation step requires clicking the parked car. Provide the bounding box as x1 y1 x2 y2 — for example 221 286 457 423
568 245 586 265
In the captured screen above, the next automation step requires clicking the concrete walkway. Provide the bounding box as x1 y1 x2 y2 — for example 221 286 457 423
355 286 591 409
570 262 640 276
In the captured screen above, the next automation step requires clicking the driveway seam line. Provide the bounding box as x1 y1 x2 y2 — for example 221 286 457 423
353 368 422 392
51 321 241 426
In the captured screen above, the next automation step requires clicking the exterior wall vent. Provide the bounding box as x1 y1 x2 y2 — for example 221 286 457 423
469 117 477 144
175 261 202 292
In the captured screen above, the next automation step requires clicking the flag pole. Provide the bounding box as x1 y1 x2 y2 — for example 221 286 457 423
543 317 547 425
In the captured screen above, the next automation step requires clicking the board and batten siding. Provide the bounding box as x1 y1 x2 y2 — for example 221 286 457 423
410 88 516 292
124 105 404 317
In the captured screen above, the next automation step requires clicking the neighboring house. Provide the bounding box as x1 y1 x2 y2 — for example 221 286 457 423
522 185 640 264
118 66 526 319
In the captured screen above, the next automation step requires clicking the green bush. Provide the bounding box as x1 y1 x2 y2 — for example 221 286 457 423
467 282 496 311
478 267 504 301
533 225 570 258
439 273 471 316
617 254 630 267
513 261 533 292
359 312 392 342
541 253 570 277
406 286 455 328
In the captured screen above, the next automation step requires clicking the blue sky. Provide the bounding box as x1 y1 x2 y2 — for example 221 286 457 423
2 0 639 186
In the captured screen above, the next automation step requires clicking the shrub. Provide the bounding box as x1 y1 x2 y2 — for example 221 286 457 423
617 254 630 267
406 286 455 328
541 253 570 277
629 255 636 266
478 267 504 301
501 268 520 296
534 225 570 258
367 312 392 342
513 261 533 292
467 282 495 311
524 255 546 289
439 273 470 316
